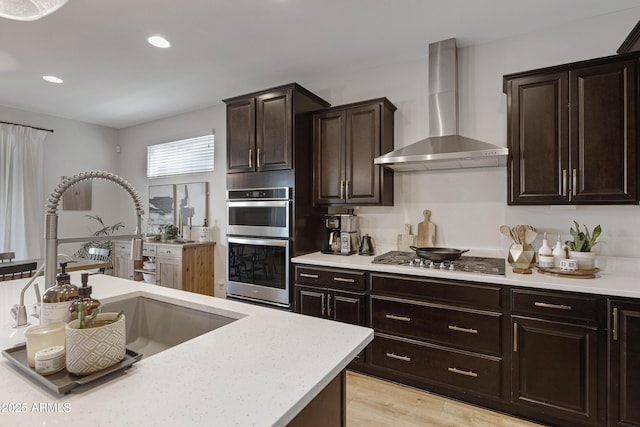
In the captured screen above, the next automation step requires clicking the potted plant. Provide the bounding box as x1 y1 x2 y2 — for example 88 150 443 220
159 224 179 242
565 221 602 270
74 215 125 271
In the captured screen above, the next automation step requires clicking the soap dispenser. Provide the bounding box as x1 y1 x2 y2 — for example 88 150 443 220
552 234 565 268
537 232 553 267
69 272 101 321
41 262 79 324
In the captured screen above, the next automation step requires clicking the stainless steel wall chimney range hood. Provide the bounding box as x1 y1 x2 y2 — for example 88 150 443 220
374 38 508 171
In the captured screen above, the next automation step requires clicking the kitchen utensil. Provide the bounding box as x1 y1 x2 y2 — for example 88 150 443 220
524 227 538 245
358 234 376 255
499 225 512 241
416 210 436 247
397 224 416 252
409 246 469 262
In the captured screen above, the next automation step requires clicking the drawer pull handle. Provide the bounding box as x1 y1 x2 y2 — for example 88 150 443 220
299 273 319 279
448 367 478 378
333 277 355 283
385 352 411 362
448 325 478 334
534 301 572 310
386 314 411 322
613 307 619 341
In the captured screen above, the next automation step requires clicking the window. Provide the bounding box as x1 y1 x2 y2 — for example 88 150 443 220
147 134 214 178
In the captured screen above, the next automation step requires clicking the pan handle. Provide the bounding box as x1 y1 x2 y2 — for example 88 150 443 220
409 246 417 251
460 249 470 255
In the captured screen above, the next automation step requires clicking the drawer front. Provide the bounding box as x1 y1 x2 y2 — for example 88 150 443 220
511 289 598 323
114 241 131 252
156 245 182 258
371 334 501 398
142 245 156 256
372 296 502 355
371 274 501 310
295 265 365 291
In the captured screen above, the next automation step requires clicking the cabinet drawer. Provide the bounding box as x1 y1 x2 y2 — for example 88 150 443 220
295 265 365 291
156 245 182 258
371 274 501 310
372 296 501 355
142 245 156 256
114 241 131 252
371 334 501 398
511 289 598 323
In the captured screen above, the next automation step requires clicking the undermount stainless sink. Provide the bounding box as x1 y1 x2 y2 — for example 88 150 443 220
101 296 237 358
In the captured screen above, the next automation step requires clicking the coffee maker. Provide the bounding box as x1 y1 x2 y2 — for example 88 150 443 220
322 214 359 255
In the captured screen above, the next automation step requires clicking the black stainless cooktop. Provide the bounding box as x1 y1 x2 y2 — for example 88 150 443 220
372 251 505 276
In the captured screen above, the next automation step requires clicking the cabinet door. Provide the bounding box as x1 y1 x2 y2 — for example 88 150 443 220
295 284 326 319
156 256 182 290
113 242 134 280
329 290 365 326
570 59 637 203
609 301 640 427
507 72 569 204
226 97 256 173
314 110 346 204
256 89 292 171
512 316 598 426
345 103 381 204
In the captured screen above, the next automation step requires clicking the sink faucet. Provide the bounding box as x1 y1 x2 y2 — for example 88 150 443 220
44 171 145 290
10 254 73 327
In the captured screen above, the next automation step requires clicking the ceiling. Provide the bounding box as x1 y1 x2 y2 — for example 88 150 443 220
1 0 639 129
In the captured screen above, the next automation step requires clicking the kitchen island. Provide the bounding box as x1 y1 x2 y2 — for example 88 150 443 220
0 273 372 426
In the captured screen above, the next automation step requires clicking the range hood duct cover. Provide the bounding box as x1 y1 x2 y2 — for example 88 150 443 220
374 38 508 171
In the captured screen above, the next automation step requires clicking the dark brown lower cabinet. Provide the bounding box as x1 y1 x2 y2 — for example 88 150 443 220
296 284 365 325
609 300 640 427
512 316 599 426
371 333 502 398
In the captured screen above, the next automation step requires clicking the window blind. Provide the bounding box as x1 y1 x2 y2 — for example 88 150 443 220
147 134 214 178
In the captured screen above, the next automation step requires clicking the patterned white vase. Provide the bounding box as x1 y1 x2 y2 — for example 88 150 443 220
65 313 126 375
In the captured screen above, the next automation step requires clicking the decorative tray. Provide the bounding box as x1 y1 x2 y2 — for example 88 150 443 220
536 266 600 279
2 343 142 394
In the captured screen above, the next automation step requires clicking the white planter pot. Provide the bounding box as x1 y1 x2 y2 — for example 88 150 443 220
65 313 126 375
568 250 596 270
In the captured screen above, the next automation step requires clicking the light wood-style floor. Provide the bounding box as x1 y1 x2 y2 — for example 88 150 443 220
346 371 544 427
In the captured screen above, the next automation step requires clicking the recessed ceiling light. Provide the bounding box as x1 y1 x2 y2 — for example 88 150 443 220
147 36 171 48
42 75 63 84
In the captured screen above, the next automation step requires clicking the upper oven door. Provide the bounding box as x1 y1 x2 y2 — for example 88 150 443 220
227 200 290 238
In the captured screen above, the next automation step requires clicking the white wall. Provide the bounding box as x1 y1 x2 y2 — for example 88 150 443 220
308 8 640 258
116 106 227 296
0 105 120 257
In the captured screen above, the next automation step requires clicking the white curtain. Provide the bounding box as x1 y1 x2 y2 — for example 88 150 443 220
0 123 48 260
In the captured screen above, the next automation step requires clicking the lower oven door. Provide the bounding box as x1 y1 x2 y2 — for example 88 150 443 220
226 236 290 307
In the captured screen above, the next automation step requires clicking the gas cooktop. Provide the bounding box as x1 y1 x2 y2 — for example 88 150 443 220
372 251 505 276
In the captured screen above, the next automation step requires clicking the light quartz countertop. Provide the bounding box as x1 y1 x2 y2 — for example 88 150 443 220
291 251 640 299
0 273 372 426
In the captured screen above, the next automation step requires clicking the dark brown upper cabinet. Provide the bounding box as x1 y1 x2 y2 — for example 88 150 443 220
313 98 396 206
504 53 638 205
224 83 330 174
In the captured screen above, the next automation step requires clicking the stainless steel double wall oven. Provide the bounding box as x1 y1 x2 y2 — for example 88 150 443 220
226 188 291 307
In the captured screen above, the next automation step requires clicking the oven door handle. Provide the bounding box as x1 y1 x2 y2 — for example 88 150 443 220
227 201 289 208
227 236 289 247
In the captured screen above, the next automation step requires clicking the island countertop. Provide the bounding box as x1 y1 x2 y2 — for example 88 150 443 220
291 251 640 299
0 273 372 426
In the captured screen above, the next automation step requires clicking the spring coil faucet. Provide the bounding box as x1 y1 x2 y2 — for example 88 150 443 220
44 171 145 291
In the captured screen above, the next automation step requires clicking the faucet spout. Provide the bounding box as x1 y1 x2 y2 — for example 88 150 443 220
44 171 145 290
